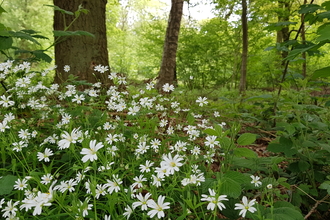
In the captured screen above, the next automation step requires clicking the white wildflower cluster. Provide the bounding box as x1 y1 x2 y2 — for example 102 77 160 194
0 62 262 219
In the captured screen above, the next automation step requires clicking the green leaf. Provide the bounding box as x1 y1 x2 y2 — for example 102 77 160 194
319 181 330 194
319 144 330 153
0 175 18 195
245 94 273 101
234 148 257 158
53 30 95 38
316 24 330 41
45 5 74 15
270 206 304 220
0 36 13 50
268 137 297 157
312 66 330 79
265 21 297 31
237 133 256 146
0 5 6 15
220 177 241 198
10 30 41 45
203 128 218 136
322 1 330 11
33 50 52 63
223 171 250 184
298 4 323 14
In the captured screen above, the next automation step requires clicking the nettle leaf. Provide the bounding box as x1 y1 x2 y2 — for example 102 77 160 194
223 171 250 184
0 175 18 195
312 66 330 79
237 133 256 146
234 148 257 158
298 4 323 14
219 177 241 198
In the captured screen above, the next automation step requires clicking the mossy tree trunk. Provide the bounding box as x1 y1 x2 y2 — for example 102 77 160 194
53 0 112 87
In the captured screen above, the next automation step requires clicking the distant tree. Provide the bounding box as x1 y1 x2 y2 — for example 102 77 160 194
53 0 112 86
239 0 248 93
155 0 184 92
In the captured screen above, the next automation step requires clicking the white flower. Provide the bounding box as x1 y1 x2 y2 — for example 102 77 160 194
267 184 273 189
234 196 257 218
161 153 184 175
147 195 170 219
63 65 70 72
80 140 104 163
40 174 53 185
105 175 122 194
162 83 174 92
250 175 262 187
58 128 81 150
139 160 154 173
72 94 85 104
0 95 15 108
204 135 219 148
196 96 208 107
131 175 147 189
201 188 228 211
2 200 19 217
0 121 9 132
132 192 152 210
123 205 133 219
13 178 28 190
37 148 54 162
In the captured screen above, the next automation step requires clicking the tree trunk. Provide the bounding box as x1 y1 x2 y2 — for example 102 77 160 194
301 0 307 78
239 0 248 93
276 0 290 66
53 0 112 87
155 0 184 92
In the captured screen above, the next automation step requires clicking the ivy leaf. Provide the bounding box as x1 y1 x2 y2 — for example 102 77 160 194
237 133 256 146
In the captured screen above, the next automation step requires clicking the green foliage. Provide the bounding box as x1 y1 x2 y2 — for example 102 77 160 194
0 175 18 195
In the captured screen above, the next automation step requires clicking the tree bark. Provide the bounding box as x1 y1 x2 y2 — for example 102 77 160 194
155 0 184 92
53 0 112 87
239 0 248 93
301 0 307 78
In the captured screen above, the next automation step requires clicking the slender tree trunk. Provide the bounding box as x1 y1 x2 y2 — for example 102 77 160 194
155 0 184 92
239 0 248 93
53 0 112 87
277 0 290 67
301 0 307 78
